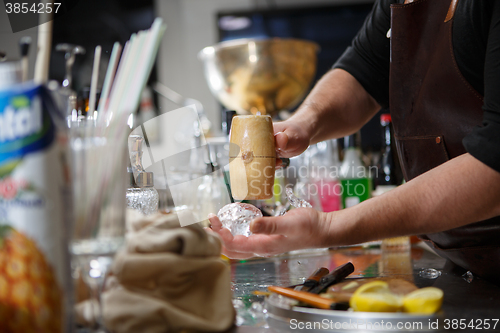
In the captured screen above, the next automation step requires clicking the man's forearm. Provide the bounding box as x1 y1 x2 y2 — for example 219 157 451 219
324 153 500 246
288 68 381 144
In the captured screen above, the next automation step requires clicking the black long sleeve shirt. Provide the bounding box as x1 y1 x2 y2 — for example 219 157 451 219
334 0 500 173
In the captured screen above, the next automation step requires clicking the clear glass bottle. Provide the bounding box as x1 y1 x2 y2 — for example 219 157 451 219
126 135 159 215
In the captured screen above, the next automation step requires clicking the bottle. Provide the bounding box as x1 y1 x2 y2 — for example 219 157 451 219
311 139 342 212
126 135 159 215
340 133 372 208
79 86 101 119
374 113 400 194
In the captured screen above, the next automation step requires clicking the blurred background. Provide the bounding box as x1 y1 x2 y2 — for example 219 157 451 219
1 0 401 216
0 0 383 148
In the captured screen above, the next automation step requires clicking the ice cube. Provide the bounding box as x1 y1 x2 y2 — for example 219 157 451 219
285 186 312 208
217 203 263 237
418 268 442 279
462 270 474 283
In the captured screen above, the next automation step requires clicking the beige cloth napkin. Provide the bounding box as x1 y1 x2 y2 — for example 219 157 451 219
101 210 235 333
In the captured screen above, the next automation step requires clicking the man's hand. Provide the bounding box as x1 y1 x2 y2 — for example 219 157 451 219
273 121 311 159
207 208 328 259
272 69 381 168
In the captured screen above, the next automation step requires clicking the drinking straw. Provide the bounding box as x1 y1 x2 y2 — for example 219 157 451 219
103 32 146 147
73 19 167 236
112 20 166 165
88 45 102 119
121 18 166 116
106 20 165 151
98 40 130 126
34 0 54 83
106 32 144 124
115 31 148 111
97 42 122 116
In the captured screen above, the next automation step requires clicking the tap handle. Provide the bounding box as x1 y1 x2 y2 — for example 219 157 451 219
55 43 85 89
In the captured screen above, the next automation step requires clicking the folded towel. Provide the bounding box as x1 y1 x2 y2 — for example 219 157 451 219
101 210 235 333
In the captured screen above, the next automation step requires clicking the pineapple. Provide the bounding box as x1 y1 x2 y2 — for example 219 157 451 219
0 225 62 333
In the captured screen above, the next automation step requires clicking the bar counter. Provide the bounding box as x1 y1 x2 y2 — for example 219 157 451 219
228 244 500 332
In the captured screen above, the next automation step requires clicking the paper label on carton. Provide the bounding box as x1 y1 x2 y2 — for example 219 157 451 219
0 83 70 332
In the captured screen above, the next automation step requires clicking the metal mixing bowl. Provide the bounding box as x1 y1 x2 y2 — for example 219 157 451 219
199 38 319 117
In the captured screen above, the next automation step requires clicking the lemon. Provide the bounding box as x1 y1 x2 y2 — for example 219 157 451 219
352 280 389 294
402 287 443 314
350 281 403 312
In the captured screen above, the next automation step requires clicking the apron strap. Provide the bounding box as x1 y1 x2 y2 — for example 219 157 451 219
445 0 459 22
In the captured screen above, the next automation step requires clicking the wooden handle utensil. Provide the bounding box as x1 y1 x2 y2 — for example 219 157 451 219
229 115 276 200
299 267 330 291
308 262 355 294
268 286 349 310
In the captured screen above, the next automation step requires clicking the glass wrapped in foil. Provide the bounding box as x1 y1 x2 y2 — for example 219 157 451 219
217 203 263 237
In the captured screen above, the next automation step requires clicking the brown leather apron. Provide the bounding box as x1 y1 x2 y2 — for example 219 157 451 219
390 0 500 282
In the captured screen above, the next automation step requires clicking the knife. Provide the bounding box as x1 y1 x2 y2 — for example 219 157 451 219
307 262 355 294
